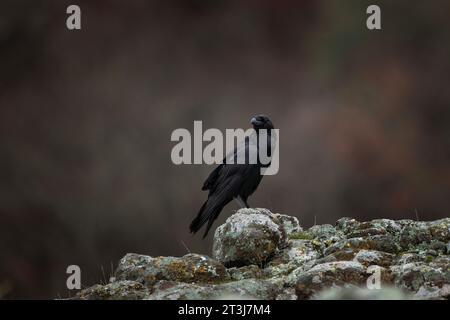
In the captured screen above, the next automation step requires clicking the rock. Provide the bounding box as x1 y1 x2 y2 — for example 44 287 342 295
399 222 433 249
353 250 394 267
114 253 228 287
390 262 450 292
76 281 150 300
263 261 299 278
322 248 358 262
335 217 360 233
337 218 404 240
147 278 282 300
275 287 297 300
148 281 217 300
413 284 450 300
363 219 403 234
212 208 287 267
215 278 282 300
347 228 387 238
428 218 450 242
308 224 339 239
75 209 450 300
263 238 321 280
395 252 431 265
227 265 263 281
324 234 400 256
272 213 302 235
269 239 320 266
293 261 368 299
314 286 411 300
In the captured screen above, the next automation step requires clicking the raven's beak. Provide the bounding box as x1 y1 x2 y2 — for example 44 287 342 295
251 117 259 125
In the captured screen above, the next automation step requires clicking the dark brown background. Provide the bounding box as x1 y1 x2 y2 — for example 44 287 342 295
0 0 449 298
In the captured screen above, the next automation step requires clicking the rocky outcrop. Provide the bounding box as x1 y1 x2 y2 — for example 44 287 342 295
75 209 450 300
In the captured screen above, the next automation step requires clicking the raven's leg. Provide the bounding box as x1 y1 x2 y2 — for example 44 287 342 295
235 196 249 208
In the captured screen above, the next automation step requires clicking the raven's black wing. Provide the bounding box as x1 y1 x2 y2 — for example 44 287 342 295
191 134 260 237
201 164 223 191
201 135 255 193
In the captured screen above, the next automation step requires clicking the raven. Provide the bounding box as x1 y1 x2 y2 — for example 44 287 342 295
190 115 275 238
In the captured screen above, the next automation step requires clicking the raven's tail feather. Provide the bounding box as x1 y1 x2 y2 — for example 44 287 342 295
189 201 208 234
202 217 216 239
190 197 228 238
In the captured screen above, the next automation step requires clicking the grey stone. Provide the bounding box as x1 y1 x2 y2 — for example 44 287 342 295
212 208 286 267
76 281 150 300
314 286 411 300
293 261 368 299
114 253 228 287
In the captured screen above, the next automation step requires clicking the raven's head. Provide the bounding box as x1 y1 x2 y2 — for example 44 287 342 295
251 115 274 130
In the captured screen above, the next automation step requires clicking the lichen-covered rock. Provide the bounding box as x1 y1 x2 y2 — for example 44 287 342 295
399 222 433 249
314 286 411 300
269 239 319 266
335 217 360 233
428 218 450 242
215 278 283 300
337 218 403 237
148 281 217 300
227 265 264 281
263 239 320 279
272 213 302 235
390 261 450 292
292 261 368 299
212 208 287 267
115 253 228 287
275 287 297 300
308 224 341 240
324 234 400 256
413 284 450 300
147 278 282 300
75 210 450 300
353 250 394 267
76 281 150 300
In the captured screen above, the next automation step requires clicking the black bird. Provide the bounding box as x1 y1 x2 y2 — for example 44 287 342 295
190 115 276 238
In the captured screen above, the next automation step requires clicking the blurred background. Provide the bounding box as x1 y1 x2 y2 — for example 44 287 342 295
0 0 449 299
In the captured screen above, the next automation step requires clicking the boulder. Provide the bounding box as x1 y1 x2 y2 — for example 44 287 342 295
114 253 228 287
292 261 368 299
212 208 297 267
147 278 282 300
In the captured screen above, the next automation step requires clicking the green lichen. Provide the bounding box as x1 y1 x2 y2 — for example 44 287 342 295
289 231 314 240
